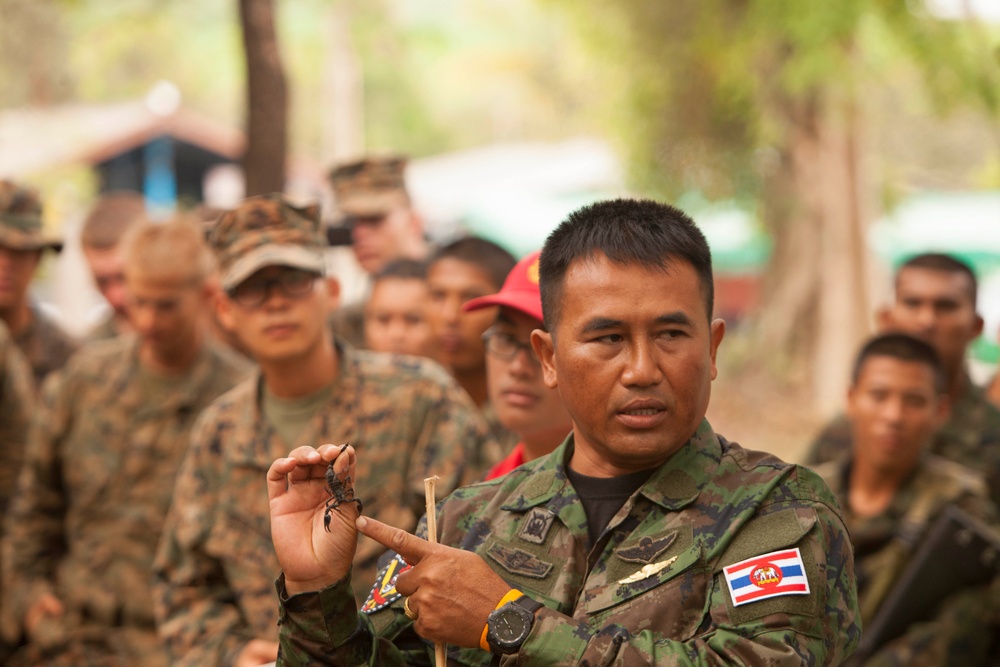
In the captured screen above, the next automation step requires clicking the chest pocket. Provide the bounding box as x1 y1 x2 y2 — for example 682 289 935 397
584 539 708 641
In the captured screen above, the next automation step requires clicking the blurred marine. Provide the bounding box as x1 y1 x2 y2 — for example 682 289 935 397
1 217 250 666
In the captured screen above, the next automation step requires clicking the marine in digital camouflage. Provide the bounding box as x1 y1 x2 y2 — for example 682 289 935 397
274 420 861 666
153 342 497 667
806 374 1000 502
1 336 249 667
817 453 1000 666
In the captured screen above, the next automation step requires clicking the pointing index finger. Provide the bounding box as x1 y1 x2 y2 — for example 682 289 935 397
356 516 434 565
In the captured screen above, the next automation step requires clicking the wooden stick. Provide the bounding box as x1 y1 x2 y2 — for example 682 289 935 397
424 475 446 667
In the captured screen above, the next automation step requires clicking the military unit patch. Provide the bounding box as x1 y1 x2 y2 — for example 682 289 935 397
486 543 553 579
361 553 412 614
723 547 810 607
518 508 556 544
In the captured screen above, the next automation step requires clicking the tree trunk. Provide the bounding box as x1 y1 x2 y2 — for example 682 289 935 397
756 90 873 413
238 0 288 196
322 2 365 164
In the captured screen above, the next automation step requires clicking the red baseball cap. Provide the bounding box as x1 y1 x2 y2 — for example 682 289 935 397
463 250 543 323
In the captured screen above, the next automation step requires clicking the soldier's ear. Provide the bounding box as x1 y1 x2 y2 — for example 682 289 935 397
531 329 558 389
215 290 236 332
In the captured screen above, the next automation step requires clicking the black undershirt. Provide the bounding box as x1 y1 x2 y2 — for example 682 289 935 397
565 466 657 545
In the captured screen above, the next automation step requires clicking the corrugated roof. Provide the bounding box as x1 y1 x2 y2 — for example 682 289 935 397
0 100 245 178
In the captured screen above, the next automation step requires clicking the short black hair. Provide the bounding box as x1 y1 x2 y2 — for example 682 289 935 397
852 332 946 394
539 198 713 330
897 253 978 306
429 237 516 291
372 258 427 285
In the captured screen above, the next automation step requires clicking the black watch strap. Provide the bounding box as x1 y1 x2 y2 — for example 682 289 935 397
513 595 543 614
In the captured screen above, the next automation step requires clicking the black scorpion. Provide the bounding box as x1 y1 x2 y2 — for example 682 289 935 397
324 443 364 532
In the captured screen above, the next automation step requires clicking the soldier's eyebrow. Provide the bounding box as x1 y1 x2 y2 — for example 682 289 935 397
581 317 621 334
656 312 694 327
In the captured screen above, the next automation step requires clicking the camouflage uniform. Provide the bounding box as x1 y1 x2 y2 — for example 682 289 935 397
0 320 34 661
1 336 249 666
816 454 1000 666
806 374 1000 498
152 341 497 667
0 319 35 518
14 302 79 387
275 420 861 666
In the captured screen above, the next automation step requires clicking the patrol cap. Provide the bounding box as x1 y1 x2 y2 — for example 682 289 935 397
0 180 63 252
464 250 543 323
329 155 410 217
208 193 325 291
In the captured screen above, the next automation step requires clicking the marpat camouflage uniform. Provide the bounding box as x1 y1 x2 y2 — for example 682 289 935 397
0 320 34 660
0 319 34 518
806 374 1000 497
817 454 1000 666
1 336 250 666
275 420 861 666
14 302 79 388
153 342 497 667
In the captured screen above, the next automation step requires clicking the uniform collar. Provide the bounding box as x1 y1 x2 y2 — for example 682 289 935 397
502 419 719 512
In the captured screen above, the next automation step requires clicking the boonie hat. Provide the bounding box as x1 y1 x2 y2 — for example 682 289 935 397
329 156 409 218
0 180 63 252
208 193 325 291
463 250 543 323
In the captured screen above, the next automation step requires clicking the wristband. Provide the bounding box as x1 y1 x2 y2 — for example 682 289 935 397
479 588 524 651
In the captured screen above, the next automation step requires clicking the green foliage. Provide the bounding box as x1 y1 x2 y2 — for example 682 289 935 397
548 0 1000 201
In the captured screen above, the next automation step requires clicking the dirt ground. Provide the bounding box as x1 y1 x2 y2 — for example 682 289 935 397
706 365 827 465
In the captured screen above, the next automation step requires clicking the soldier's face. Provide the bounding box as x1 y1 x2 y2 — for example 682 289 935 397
364 277 434 357
125 270 207 361
351 206 418 275
0 245 41 308
426 258 498 375
83 244 128 320
486 308 572 445
884 268 982 376
847 356 948 476
532 254 725 476
218 265 338 366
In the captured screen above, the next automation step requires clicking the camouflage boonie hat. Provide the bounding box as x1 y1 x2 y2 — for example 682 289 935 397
208 193 325 291
0 180 63 252
329 155 409 217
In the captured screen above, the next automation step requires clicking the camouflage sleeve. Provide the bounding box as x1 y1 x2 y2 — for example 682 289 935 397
152 411 252 666
406 376 497 513
1 372 69 632
513 499 859 666
803 413 852 466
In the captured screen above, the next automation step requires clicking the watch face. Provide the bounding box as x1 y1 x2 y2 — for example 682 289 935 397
495 610 528 641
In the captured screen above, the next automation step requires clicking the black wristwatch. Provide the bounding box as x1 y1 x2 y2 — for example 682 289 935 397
486 594 544 655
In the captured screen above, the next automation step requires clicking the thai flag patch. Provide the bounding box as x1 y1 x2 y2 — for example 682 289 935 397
722 547 810 607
